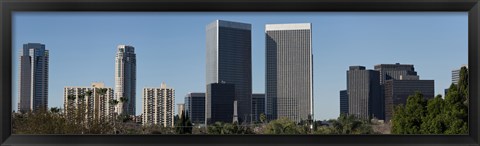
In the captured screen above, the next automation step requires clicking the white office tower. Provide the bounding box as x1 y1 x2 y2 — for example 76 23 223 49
265 23 313 123
114 45 136 116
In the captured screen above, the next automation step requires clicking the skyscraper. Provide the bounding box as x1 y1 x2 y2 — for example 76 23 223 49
339 90 348 115
142 82 175 127
384 79 434 122
347 66 381 120
252 93 265 122
206 82 235 124
115 45 136 116
185 92 206 125
265 23 313 123
18 43 49 112
64 82 115 121
206 20 252 123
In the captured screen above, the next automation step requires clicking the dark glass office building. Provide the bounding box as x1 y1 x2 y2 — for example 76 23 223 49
373 63 419 120
185 92 206 125
347 66 381 120
206 83 235 124
339 90 348 115
384 80 434 122
252 93 265 122
18 43 49 112
206 20 252 123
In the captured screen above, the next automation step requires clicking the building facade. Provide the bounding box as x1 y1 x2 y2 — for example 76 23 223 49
206 82 235 124
347 66 381 120
265 23 313 123
452 64 467 85
142 83 175 127
115 45 136 116
185 92 206 125
206 20 252 123
252 93 265 122
373 63 419 120
64 82 115 121
18 43 49 112
384 80 434 122
339 90 348 115
177 103 185 117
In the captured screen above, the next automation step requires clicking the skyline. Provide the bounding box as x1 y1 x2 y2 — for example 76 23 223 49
12 12 467 120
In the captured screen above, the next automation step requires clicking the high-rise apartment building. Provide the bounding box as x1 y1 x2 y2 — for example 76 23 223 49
115 45 136 116
185 92 206 125
206 20 252 123
252 93 265 122
339 90 348 115
18 43 49 112
265 23 313 123
347 66 381 120
142 83 175 127
64 82 115 121
384 79 434 122
206 82 235 124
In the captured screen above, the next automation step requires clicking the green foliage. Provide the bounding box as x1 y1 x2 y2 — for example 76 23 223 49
392 67 468 134
13 107 112 134
175 111 193 134
259 113 267 124
263 117 305 134
329 114 374 134
208 122 254 134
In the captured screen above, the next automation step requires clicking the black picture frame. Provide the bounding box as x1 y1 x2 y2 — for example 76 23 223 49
0 0 479 146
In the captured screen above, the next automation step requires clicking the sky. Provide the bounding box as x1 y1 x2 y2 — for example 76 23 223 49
12 12 467 120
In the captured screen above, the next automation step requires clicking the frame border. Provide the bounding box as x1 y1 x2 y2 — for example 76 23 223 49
1 0 479 146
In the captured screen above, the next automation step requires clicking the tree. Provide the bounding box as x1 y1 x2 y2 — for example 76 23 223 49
119 97 129 115
419 95 446 134
392 92 426 134
259 113 267 124
392 67 469 135
176 111 193 134
263 117 304 134
329 113 374 134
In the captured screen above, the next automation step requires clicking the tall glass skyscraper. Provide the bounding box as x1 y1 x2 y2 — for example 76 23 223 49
18 43 49 112
206 20 252 123
265 23 313 123
114 45 136 116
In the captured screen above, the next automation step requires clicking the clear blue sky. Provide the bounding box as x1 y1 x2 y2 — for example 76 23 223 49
12 12 467 120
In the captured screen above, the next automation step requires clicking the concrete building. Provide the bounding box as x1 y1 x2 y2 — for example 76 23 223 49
206 20 252 123
64 82 115 121
177 103 185 117
265 23 313 123
252 93 265 122
347 66 381 120
185 92 206 125
115 45 136 116
142 82 175 127
18 43 49 112
339 90 348 115
384 79 434 122
206 82 235 124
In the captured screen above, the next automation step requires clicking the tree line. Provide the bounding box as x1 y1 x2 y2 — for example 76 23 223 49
392 66 468 134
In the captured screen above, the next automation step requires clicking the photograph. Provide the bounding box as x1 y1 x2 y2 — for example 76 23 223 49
11 12 468 135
